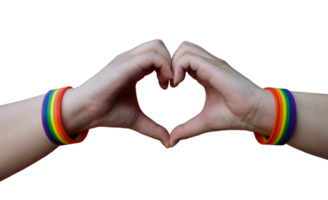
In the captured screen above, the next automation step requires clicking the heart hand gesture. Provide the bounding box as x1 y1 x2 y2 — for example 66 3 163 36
65 40 173 148
63 40 274 149
169 41 274 147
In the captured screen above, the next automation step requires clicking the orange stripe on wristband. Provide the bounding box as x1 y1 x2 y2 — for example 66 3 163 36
254 88 296 145
41 86 89 145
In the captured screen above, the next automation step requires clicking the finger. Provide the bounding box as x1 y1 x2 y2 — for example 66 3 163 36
183 40 231 66
128 51 173 83
169 114 211 147
119 40 173 88
155 67 172 90
173 40 225 60
172 41 211 82
155 65 184 91
171 41 223 87
172 53 212 87
172 41 213 67
130 113 170 148
129 39 172 64
109 38 172 67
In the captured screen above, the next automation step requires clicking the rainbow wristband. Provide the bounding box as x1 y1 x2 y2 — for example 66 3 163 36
42 86 89 145
254 88 296 145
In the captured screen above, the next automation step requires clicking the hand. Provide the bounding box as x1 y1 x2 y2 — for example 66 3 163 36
61 40 173 148
169 41 276 147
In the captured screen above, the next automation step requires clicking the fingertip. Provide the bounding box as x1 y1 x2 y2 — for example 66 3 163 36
169 139 180 148
161 140 170 149
157 38 165 44
169 140 174 148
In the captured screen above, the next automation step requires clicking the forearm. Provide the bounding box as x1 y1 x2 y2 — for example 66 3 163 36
0 88 93 181
286 92 328 159
250 90 328 159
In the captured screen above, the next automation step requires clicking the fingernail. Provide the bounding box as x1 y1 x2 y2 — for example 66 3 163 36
161 140 169 148
173 79 176 86
169 140 175 148
170 140 179 149
165 141 170 149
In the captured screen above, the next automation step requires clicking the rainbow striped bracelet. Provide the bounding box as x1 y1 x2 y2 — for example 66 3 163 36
254 88 296 145
41 86 89 145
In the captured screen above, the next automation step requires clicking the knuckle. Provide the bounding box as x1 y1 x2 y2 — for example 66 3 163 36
179 41 193 51
184 52 194 58
182 40 190 45
180 41 189 48
152 39 163 45
219 57 232 66
146 51 156 56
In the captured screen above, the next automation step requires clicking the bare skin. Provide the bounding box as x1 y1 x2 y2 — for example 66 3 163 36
1 39 328 181
169 41 328 159
0 40 173 181
169 41 270 144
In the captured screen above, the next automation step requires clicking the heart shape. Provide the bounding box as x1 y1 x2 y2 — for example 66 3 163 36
137 71 205 138
74 40 270 148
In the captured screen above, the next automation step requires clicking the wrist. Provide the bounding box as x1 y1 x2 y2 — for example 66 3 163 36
246 88 276 136
61 87 94 137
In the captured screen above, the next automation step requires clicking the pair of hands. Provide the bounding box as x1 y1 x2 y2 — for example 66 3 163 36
64 40 275 148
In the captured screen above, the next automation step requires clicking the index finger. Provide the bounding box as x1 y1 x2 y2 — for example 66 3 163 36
128 39 172 64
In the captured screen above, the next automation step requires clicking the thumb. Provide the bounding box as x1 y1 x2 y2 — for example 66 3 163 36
130 113 170 148
169 115 211 147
